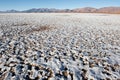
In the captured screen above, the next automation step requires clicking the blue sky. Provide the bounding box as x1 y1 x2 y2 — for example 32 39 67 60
0 0 120 10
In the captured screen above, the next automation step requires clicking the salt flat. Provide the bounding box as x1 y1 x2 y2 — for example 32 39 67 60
0 13 120 80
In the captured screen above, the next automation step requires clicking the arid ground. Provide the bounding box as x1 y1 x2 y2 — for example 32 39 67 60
0 13 120 80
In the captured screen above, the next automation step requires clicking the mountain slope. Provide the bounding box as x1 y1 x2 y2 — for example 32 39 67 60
0 7 120 14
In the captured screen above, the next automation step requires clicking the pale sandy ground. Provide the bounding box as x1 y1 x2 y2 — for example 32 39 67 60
0 13 120 80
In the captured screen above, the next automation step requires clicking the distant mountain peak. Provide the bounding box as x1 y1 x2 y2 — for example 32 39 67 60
0 7 120 14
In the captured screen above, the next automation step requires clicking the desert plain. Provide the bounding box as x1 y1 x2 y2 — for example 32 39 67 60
0 13 120 80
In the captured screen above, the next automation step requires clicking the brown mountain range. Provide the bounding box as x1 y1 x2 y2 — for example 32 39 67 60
73 7 97 13
97 7 120 14
73 7 120 13
1 7 120 14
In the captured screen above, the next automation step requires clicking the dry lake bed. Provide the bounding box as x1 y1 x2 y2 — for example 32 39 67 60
0 13 120 80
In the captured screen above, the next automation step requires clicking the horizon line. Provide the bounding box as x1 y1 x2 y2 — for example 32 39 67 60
1 6 120 11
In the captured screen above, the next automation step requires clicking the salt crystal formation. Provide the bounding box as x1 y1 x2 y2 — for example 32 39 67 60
0 13 120 80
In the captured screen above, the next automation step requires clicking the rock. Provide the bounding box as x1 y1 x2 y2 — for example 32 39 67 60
0 72 7 80
62 71 69 77
0 54 2 58
9 63 16 67
102 70 111 76
89 62 95 68
69 72 74 80
49 51 55 56
70 50 77 54
81 69 88 80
